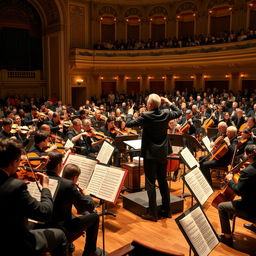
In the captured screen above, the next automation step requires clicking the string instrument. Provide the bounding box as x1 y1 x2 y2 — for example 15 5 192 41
20 152 44 168
202 110 216 132
179 120 190 134
238 122 247 134
83 129 113 143
15 166 42 182
35 111 47 121
166 153 180 173
211 158 250 208
10 124 30 134
209 137 229 161
124 128 138 135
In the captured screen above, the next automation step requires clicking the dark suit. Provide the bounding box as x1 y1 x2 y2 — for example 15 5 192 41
200 136 238 186
231 116 246 130
218 162 256 234
45 171 99 255
0 170 66 256
126 104 182 217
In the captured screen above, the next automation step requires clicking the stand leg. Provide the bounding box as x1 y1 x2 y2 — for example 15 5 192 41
102 201 105 256
181 163 191 199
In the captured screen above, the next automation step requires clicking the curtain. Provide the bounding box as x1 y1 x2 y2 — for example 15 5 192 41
151 24 165 41
150 81 164 94
179 21 194 38
205 80 229 91
210 15 230 36
250 10 256 30
127 25 140 42
127 81 140 95
101 24 115 43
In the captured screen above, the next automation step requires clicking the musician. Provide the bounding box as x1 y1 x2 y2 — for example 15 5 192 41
28 131 57 156
214 105 225 124
211 121 227 142
222 112 233 126
0 138 67 255
66 118 95 159
0 118 18 140
247 103 256 118
48 112 62 134
218 144 256 246
126 94 182 221
44 151 101 256
200 126 238 186
247 117 256 130
24 105 40 126
231 108 246 130
229 101 238 118
178 110 196 135
90 110 105 128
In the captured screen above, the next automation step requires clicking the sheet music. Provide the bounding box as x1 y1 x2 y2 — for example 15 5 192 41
124 139 141 150
202 136 211 153
96 141 115 164
64 139 74 149
87 164 125 203
63 154 97 188
184 167 213 205
180 147 199 169
27 178 59 201
179 206 219 256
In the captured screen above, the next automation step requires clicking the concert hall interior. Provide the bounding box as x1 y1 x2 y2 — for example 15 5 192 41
0 0 256 255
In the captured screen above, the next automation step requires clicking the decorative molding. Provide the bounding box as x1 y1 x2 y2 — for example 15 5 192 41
208 0 234 9
125 8 143 17
99 5 117 16
176 2 197 14
149 6 168 17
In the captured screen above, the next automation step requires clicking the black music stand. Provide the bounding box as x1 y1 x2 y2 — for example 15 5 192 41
168 134 189 197
182 134 204 157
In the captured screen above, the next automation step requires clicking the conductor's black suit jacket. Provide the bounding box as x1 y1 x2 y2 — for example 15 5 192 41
126 105 182 159
0 170 53 255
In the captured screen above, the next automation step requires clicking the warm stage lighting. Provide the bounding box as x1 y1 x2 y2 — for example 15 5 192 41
76 79 84 85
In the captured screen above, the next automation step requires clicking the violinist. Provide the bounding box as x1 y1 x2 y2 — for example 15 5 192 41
200 126 238 186
0 118 19 141
47 112 63 135
66 118 95 158
44 151 101 256
218 144 256 246
28 131 57 156
90 110 105 128
0 138 67 256
214 105 225 124
221 112 233 127
24 105 40 127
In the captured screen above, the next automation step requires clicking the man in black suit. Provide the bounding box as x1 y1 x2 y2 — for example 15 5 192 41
0 138 66 256
45 151 101 256
218 144 256 246
126 94 182 221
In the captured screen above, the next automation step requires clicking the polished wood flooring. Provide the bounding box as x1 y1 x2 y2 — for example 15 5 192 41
73 175 256 256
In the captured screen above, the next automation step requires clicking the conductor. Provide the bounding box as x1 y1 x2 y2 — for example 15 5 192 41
126 94 182 221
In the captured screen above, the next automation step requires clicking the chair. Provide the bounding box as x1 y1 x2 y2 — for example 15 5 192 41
107 239 184 256
232 214 256 234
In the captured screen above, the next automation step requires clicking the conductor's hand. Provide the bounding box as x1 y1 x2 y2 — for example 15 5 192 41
128 104 135 115
161 97 172 106
37 172 49 188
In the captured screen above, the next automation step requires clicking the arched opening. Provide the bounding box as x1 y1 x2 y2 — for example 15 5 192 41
0 0 42 70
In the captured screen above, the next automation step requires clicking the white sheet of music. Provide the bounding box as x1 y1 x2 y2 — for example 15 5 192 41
64 139 74 149
87 164 125 203
63 154 97 188
124 139 141 150
179 206 219 256
96 141 115 164
27 178 59 201
180 147 199 169
184 167 213 205
202 136 211 153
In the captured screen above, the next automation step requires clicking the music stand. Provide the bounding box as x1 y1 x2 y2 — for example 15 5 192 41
182 134 204 157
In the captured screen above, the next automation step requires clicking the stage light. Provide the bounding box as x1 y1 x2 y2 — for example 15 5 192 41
76 79 84 85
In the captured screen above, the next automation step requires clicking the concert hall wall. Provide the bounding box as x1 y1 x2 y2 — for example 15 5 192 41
0 0 256 104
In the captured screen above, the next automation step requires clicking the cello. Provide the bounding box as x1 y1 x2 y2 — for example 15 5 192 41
211 158 250 208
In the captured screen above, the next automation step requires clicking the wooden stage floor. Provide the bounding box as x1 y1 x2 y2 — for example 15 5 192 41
73 177 256 256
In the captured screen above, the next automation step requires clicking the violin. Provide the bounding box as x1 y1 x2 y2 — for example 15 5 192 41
11 124 30 134
15 166 42 182
20 152 44 168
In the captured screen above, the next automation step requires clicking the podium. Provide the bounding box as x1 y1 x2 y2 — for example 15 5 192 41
121 162 143 192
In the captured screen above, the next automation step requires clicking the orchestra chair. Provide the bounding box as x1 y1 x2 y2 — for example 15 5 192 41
107 239 184 256
232 214 256 234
